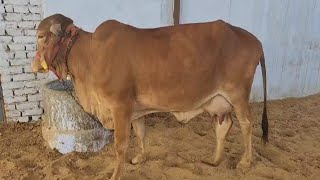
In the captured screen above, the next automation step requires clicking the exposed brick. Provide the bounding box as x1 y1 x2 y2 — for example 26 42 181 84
0 51 15 59
18 21 35 29
0 5 5 13
1 81 25 90
27 94 42 101
3 0 29 5
0 66 23 75
26 51 35 58
2 90 14 97
10 59 30 66
22 14 41 21
4 5 14 12
6 110 22 117
16 101 38 110
0 60 10 67
25 80 41 87
0 22 5 35
12 73 35 81
13 5 29 13
36 73 48 79
14 87 37 96
5 22 18 29
8 44 25 51
13 36 36 43
15 51 27 59
24 66 33 73
35 21 40 28
4 95 27 104
1 0 44 122
6 28 24 36
0 36 13 43
25 29 37 36
7 116 29 122
30 0 42 6
25 44 36 50
32 115 41 121
28 6 41 13
0 44 9 51
0 74 12 82
22 108 43 116
4 104 16 111
3 13 22 21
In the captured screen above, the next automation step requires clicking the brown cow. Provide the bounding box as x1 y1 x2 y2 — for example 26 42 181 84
32 14 268 180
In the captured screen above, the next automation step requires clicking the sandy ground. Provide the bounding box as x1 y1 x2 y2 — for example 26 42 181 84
0 94 320 180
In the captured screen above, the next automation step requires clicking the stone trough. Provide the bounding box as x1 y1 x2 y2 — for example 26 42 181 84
41 80 113 154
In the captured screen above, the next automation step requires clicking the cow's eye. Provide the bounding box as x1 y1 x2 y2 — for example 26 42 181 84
38 35 44 39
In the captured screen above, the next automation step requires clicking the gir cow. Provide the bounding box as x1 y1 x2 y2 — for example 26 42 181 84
32 14 268 180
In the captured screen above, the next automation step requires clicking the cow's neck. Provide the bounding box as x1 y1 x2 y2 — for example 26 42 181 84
64 29 110 116
66 30 92 84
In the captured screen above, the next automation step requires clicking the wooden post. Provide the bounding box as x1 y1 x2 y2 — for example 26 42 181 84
0 89 4 122
173 0 180 25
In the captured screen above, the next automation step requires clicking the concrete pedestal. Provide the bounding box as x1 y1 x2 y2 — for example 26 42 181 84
41 80 113 154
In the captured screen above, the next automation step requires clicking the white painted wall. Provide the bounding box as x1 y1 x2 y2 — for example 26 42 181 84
181 0 320 101
44 0 173 31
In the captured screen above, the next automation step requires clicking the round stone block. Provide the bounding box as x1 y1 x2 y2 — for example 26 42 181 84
41 80 113 154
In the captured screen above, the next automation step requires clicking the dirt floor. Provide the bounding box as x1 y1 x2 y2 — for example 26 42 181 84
0 94 320 180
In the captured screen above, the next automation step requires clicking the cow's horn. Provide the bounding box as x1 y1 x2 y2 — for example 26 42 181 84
50 24 62 36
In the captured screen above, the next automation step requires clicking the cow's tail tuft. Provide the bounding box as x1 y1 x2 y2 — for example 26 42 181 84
260 53 269 145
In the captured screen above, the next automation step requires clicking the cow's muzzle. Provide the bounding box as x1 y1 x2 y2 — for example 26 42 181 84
32 52 49 73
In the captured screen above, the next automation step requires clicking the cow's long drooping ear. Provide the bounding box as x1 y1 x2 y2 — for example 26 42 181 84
50 24 62 36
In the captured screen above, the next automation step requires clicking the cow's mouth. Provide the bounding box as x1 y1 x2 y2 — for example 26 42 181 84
32 52 50 73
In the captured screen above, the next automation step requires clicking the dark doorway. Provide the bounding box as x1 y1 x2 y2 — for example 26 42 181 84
0 85 4 122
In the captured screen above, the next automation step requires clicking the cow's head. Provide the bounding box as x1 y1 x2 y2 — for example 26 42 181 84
32 14 73 79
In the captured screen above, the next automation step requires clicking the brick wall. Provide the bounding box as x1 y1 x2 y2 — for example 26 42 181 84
0 0 47 122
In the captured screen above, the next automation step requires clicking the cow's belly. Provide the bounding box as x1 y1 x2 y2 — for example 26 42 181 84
172 95 232 123
133 95 232 123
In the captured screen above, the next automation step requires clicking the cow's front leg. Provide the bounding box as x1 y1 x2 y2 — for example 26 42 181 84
131 117 146 164
110 105 132 180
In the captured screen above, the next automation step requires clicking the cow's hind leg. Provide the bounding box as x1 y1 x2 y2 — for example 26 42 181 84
233 101 252 168
213 113 233 165
202 113 233 166
131 117 146 165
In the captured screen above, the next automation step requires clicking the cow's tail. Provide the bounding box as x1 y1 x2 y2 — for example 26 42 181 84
260 53 269 145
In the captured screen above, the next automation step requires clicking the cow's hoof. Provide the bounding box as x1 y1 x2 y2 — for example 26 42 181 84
109 174 120 180
201 159 220 167
131 154 145 165
236 159 251 169
109 177 120 180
